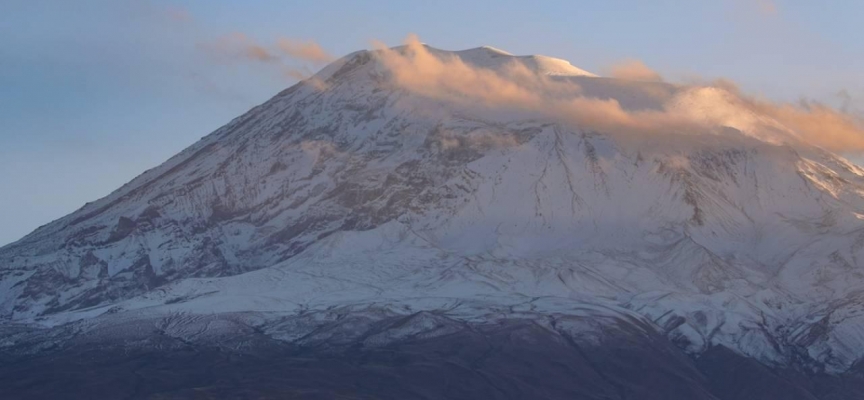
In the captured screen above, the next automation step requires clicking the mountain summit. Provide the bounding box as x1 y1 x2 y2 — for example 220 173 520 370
2 44 864 398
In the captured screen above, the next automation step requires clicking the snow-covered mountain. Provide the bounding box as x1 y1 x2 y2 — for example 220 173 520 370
3 44 864 398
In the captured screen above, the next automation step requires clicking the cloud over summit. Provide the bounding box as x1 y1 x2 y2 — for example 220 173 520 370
372 35 864 153
193 28 864 154
607 59 663 82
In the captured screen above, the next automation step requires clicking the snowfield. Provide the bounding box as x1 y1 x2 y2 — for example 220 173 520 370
2 44 864 381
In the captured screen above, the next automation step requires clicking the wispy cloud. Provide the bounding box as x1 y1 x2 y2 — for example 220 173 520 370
374 34 864 153
199 32 279 63
191 28 864 153
375 35 703 138
607 59 663 82
276 38 334 64
373 34 581 110
197 33 333 83
744 96 864 152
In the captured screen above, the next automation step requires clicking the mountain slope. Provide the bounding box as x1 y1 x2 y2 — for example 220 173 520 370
2 45 864 389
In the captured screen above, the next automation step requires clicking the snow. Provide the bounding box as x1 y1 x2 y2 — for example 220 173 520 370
2 44 864 373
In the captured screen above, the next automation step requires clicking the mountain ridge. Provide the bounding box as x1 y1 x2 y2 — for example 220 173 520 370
2 44 864 385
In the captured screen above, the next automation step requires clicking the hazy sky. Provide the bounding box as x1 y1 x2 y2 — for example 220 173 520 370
1 0 863 246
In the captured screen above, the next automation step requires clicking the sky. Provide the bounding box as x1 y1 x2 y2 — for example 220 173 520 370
1 0 863 246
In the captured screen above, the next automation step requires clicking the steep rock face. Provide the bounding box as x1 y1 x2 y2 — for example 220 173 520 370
2 45 864 376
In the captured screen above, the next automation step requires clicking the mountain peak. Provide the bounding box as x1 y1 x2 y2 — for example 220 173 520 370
451 45 598 77
3 41 864 382
460 45 513 56
333 43 598 79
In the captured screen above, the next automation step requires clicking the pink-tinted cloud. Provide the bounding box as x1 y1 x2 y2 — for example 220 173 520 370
374 35 581 110
745 97 864 152
374 35 864 152
198 33 333 87
200 32 279 63
374 35 701 138
276 38 334 64
607 59 663 82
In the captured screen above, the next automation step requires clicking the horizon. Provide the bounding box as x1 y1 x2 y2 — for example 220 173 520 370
2 0 864 246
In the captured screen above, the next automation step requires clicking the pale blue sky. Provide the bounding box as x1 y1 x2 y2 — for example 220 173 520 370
1 0 862 246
